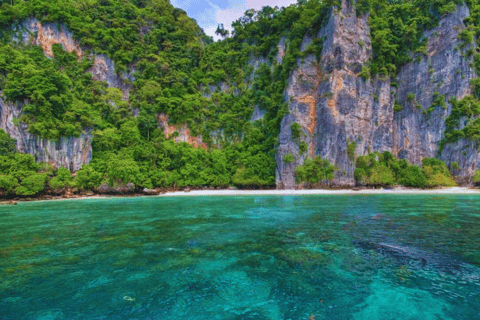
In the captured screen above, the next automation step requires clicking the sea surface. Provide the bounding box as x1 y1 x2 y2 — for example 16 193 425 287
1 195 480 320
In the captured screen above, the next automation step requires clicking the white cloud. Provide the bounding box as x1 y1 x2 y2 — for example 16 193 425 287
244 0 298 10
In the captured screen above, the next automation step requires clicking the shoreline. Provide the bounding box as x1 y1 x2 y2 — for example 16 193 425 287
3 187 480 204
159 187 480 197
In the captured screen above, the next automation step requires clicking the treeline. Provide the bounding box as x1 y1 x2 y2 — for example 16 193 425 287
0 127 468 197
0 129 276 198
293 152 459 188
354 152 457 188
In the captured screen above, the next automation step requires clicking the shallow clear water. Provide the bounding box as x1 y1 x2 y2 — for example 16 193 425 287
1 195 480 320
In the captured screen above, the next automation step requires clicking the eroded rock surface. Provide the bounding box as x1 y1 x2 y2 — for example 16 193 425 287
12 18 83 58
0 97 92 170
277 2 476 188
158 114 207 150
394 4 477 177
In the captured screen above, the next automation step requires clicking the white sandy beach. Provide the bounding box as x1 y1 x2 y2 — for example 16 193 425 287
15 187 480 204
159 187 480 197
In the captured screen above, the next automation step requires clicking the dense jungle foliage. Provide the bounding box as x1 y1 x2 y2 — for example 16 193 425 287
357 0 461 76
0 0 472 195
354 151 457 188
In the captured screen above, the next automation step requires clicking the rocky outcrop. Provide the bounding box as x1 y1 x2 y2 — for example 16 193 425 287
0 98 92 171
12 18 83 59
12 18 134 100
251 106 266 122
276 2 476 188
158 114 207 149
4 18 134 169
88 55 134 100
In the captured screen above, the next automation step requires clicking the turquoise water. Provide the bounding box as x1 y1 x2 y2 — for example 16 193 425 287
1 195 480 320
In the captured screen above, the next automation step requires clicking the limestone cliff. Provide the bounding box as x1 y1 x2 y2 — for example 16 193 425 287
0 97 92 171
0 18 133 169
276 1 477 188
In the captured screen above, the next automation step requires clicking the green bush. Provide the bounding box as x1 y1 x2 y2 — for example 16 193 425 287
299 141 309 154
368 164 395 187
347 140 356 161
450 161 460 171
290 123 303 140
421 157 457 187
354 152 454 188
1 153 39 178
473 169 480 185
397 165 426 188
359 66 371 80
365 0 459 77
295 156 336 185
283 153 295 164
75 165 103 191
0 175 18 194
16 173 48 196
0 130 16 156
49 167 74 191
393 100 403 113
107 157 141 187
354 167 368 185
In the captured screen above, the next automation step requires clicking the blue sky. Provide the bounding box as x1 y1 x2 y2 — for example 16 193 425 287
170 0 298 40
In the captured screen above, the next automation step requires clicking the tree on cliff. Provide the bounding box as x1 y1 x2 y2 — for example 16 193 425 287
215 24 230 39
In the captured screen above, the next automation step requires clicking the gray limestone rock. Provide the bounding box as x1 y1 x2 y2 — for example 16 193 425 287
0 97 92 171
276 2 477 188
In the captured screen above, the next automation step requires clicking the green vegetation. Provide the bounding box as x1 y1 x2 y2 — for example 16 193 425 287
49 168 74 192
428 92 447 113
347 139 356 161
473 168 480 185
283 153 295 164
0 0 342 191
359 66 370 80
0 129 16 155
0 44 101 139
0 0 474 194
299 141 309 154
354 151 456 188
450 161 460 171
357 0 459 77
439 96 480 151
393 100 403 113
438 0 480 153
294 156 336 186
290 123 304 140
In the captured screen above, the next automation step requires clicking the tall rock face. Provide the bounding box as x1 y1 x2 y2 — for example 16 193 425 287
0 19 133 169
277 1 476 188
0 98 92 171
394 4 476 177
